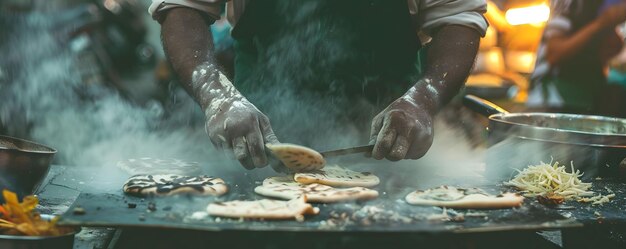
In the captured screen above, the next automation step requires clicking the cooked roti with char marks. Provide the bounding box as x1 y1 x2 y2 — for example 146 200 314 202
405 186 523 209
294 166 379 187
206 196 319 220
255 176 378 203
123 174 227 197
265 143 325 172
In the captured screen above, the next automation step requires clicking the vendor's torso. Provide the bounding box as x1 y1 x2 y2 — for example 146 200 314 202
231 0 421 104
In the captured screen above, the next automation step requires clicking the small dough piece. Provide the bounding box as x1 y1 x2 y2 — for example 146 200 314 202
206 196 319 220
255 176 378 203
123 174 227 197
117 158 202 176
294 166 380 187
265 143 325 172
405 186 523 209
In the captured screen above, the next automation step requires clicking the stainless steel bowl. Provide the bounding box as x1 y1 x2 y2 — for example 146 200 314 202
0 230 78 249
0 215 78 249
0 135 56 200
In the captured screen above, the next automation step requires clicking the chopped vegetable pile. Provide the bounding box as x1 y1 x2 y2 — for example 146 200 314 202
0 190 73 236
505 161 594 200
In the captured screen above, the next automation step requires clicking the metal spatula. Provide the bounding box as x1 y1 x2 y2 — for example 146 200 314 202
319 144 374 158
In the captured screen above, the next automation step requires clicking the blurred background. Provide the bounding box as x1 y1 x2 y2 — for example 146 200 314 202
0 0 624 167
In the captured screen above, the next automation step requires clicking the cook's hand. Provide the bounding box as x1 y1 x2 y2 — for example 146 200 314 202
599 3 626 27
369 90 434 161
204 97 278 169
193 64 278 170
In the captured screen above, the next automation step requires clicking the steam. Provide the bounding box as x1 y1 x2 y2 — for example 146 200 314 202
239 1 389 150
331 118 487 193
0 8 228 173
0 2 488 190
243 0 489 186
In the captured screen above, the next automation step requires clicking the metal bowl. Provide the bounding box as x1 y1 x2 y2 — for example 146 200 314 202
0 215 78 249
0 135 56 200
0 232 77 249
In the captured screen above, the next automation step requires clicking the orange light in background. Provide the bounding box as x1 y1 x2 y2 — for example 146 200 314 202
505 51 537 74
505 3 550 26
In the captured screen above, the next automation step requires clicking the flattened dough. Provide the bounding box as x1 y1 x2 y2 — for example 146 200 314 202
265 143 325 172
294 166 379 187
255 176 378 203
123 174 227 197
117 158 202 176
405 186 523 209
207 196 319 220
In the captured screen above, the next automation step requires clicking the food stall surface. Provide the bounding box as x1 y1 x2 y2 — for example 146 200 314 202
34 162 626 249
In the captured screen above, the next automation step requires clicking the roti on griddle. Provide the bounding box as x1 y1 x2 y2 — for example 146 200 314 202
405 186 524 209
255 176 378 203
123 174 227 197
265 143 325 172
294 166 380 187
206 196 319 220
117 158 202 176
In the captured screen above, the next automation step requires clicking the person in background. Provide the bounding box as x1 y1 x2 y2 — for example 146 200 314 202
149 0 487 170
606 22 626 117
528 0 626 115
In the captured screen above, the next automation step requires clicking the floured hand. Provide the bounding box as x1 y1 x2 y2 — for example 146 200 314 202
370 26 479 162
192 63 279 169
369 85 434 161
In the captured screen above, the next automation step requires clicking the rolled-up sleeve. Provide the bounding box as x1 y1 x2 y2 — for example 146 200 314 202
416 0 488 37
149 0 225 21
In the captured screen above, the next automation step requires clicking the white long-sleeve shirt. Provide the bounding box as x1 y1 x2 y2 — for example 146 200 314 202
148 0 488 36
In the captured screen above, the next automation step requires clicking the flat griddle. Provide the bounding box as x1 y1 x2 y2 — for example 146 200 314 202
56 162 626 235
59 189 577 234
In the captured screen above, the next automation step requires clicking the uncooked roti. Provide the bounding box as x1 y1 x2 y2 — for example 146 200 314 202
206 196 319 220
405 186 523 209
294 166 380 187
265 143 325 172
117 158 202 176
255 176 378 203
123 174 227 197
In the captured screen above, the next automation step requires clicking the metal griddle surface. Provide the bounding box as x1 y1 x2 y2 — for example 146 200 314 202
59 191 580 234
56 178 626 233
56 159 626 234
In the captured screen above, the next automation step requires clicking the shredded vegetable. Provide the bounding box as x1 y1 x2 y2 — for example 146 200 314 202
0 189 72 236
578 194 616 206
505 161 594 200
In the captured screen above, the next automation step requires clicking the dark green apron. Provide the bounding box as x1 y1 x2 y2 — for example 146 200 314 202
229 0 425 146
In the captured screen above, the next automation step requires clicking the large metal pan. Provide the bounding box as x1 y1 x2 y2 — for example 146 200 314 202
463 95 626 181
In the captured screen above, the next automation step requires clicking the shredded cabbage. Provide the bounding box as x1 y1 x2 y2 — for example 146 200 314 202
505 161 594 200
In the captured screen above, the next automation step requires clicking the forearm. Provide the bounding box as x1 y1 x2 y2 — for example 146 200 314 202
161 8 276 168
546 19 607 65
407 25 480 115
160 7 239 109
